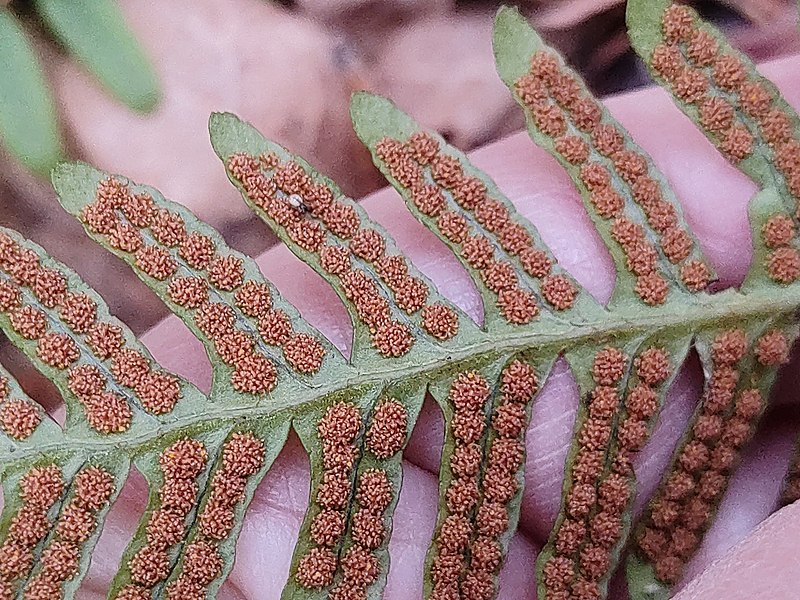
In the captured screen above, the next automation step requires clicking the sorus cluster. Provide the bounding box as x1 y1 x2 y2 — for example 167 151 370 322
327 399 407 599
227 152 457 357
543 345 668 599
166 431 265 599
82 177 325 393
376 133 580 323
762 213 800 284
0 464 64 595
0 231 183 433
513 49 712 303
635 328 785 584
365 398 408 459
430 371 492 600
429 363 532 599
462 361 539 600
22 465 114 599
652 3 800 284
295 402 362 590
0 374 41 441
124 438 208 596
328 468 393 599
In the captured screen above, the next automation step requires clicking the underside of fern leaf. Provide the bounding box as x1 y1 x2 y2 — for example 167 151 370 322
0 3 799 600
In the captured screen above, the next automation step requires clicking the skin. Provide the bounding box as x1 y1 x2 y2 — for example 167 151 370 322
24 55 800 600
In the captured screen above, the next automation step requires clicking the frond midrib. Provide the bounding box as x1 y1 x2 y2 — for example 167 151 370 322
4 283 796 463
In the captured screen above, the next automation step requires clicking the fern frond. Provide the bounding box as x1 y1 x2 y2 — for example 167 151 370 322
209 112 482 364
494 6 713 307
0 5 796 600
52 162 349 400
626 0 800 288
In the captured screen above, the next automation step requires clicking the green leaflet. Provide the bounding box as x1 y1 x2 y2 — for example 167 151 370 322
349 92 605 331
627 317 798 600
626 0 800 213
625 0 800 296
52 161 351 403
0 4 799 600
744 187 786 291
34 0 160 113
108 415 290 599
536 333 691 600
493 6 713 307
0 8 63 176
0 226 207 442
0 441 129 599
209 111 483 368
280 383 424 600
422 353 548 599
281 387 380 600
346 381 426 600
0 0 157 176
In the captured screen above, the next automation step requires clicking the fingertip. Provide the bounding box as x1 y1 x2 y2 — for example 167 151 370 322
497 533 539 600
677 410 798 589
673 501 800 599
229 435 309 599
518 358 580 539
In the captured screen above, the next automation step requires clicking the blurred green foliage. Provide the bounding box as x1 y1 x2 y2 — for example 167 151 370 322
0 0 160 177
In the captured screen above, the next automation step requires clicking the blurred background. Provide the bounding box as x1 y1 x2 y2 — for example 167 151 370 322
0 0 798 399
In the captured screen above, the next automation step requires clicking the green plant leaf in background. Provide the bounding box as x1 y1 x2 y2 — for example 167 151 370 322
33 0 160 113
0 1 159 176
0 7 63 176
